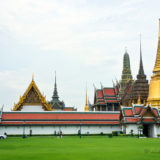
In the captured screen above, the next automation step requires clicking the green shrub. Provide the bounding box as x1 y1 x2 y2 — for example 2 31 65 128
112 131 118 136
108 134 113 138
100 132 104 136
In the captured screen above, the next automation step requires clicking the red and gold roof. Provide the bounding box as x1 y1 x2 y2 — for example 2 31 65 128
12 78 52 111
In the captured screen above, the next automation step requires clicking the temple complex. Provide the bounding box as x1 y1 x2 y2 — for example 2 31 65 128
121 38 149 106
1 20 160 138
119 50 133 98
148 19 160 109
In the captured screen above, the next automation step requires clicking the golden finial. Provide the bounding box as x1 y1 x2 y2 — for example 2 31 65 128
137 95 141 104
32 73 34 81
159 18 160 38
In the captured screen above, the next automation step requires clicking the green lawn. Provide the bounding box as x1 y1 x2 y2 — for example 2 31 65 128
0 136 160 160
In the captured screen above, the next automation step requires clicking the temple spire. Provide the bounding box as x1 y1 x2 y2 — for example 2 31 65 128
52 71 59 100
122 49 132 77
85 87 88 106
84 84 89 111
153 19 160 72
147 19 160 109
138 35 145 76
119 48 133 97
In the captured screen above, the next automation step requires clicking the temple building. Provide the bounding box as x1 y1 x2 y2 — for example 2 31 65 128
49 74 77 111
92 86 120 111
12 77 52 111
49 74 65 111
148 19 160 109
121 39 149 106
119 50 133 98
12 75 76 112
120 104 159 137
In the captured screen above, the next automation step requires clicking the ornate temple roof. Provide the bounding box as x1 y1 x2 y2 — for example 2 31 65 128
12 77 52 111
121 105 160 124
94 87 120 105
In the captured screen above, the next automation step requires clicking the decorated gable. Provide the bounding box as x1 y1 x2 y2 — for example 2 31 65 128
23 87 41 104
12 78 52 111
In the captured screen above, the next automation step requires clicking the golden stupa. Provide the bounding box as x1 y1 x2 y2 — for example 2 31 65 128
147 19 160 109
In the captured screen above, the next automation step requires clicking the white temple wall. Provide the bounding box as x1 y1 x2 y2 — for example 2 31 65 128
21 105 44 112
0 125 121 135
125 124 138 134
150 124 157 138
156 125 160 135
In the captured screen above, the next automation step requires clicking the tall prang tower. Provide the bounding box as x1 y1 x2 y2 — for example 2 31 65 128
148 19 160 109
122 38 149 106
119 50 133 98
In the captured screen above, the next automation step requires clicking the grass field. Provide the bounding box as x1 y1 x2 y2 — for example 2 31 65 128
0 136 160 160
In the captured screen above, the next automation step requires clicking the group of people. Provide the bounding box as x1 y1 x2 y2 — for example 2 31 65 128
55 130 63 138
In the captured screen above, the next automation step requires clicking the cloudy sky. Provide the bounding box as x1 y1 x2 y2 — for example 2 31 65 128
0 0 160 111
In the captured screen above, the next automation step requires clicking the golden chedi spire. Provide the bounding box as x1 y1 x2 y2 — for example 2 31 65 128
153 20 160 72
147 19 160 109
84 85 89 111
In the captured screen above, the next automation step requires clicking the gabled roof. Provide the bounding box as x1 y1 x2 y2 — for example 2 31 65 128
1 112 120 125
121 104 160 124
121 107 134 117
94 87 120 105
103 88 116 96
97 90 104 98
12 79 52 111
140 105 159 118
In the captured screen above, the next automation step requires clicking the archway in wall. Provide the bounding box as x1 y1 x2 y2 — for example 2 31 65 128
143 124 149 137
143 124 154 137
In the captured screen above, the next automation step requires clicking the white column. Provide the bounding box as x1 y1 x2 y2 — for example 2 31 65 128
153 124 157 138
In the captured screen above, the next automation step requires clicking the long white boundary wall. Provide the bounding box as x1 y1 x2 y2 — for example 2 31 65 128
0 125 121 135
